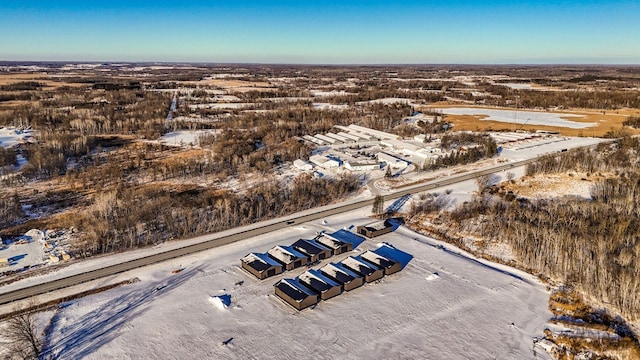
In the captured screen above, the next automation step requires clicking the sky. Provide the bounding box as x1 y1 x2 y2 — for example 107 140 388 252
1 1 639 64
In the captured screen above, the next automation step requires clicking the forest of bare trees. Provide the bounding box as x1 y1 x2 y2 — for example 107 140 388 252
410 137 640 323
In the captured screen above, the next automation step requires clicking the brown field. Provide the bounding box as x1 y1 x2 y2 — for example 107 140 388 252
0 73 88 89
182 78 275 92
423 104 640 137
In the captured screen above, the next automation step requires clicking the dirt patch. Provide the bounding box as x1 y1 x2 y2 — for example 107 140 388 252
502 172 601 199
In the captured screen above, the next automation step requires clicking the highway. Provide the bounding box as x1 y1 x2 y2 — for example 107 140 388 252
0 157 540 306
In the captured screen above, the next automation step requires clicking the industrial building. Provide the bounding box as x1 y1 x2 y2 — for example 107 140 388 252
347 125 399 140
344 160 380 172
315 134 341 145
293 159 313 171
337 132 362 142
309 155 341 169
376 152 410 169
303 135 327 146
326 133 352 143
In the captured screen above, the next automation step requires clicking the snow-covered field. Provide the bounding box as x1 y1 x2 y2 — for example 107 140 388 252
188 103 254 110
438 107 596 129
312 103 349 111
357 98 416 106
28 206 552 360
310 90 354 97
157 130 219 147
0 127 33 148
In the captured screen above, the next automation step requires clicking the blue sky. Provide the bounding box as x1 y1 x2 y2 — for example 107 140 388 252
1 1 639 64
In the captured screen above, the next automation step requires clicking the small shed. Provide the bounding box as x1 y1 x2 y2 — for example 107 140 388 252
340 256 385 283
298 269 343 301
274 278 319 311
291 239 332 263
241 252 284 280
320 262 364 291
268 245 309 271
316 233 353 256
360 250 402 275
356 219 394 238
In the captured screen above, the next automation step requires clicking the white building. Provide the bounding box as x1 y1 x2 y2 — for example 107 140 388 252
337 132 361 142
380 139 422 156
309 155 341 169
293 159 313 171
376 152 409 169
315 134 341 145
326 133 353 143
344 160 380 171
347 125 399 140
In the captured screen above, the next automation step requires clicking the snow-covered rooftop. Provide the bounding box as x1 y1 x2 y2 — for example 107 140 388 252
267 245 307 264
241 252 281 272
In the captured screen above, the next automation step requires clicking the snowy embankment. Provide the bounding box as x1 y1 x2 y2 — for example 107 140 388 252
33 206 551 360
0 127 33 148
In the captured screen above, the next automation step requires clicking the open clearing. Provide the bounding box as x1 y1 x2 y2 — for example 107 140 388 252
26 206 552 360
425 105 640 136
436 107 593 129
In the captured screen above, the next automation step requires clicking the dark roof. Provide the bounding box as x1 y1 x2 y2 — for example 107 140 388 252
329 229 365 248
321 263 362 284
268 245 308 265
372 242 413 268
298 269 341 293
274 278 316 302
292 239 331 256
316 234 347 249
361 251 396 269
341 256 381 276
241 252 282 273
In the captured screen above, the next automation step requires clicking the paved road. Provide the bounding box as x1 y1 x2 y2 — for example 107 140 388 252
0 156 542 306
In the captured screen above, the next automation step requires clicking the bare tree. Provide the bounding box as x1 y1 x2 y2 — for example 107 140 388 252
475 174 493 193
372 195 385 216
4 303 42 360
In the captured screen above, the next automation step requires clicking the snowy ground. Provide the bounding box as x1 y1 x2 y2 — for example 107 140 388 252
356 98 417 106
0 237 44 271
312 103 349 111
30 207 552 360
438 107 596 129
0 127 33 148
157 130 219 147
498 83 557 91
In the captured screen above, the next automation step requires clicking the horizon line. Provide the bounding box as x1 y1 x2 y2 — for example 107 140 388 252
2 60 640 67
